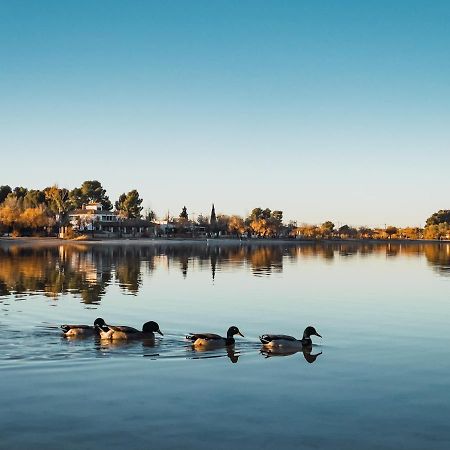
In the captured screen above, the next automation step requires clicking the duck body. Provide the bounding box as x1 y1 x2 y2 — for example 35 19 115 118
260 334 304 348
187 326 244 348
96 321 163 341
61 318 105 337
260 326 322 348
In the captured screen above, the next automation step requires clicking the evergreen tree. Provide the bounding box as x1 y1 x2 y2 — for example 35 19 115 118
179 206 188 220
80 180 112 210
426 210 450 226
68 180 112 210
0 185 12 204
115 190 143 219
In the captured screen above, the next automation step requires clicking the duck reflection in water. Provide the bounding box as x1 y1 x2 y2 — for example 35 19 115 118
188 345 240 364
97 337 158 349
261 344 322 363
95 337 160 358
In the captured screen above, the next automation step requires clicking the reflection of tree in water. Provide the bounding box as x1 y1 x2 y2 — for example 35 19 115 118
0 245 125 303
338 244 359 257
0 247 66 298
0 242 449 302
113 248 143 294
295 244 335 260
179 257 189 278
0 279 8 297
424 243 450 276
385 243 400 257
248 246 283 275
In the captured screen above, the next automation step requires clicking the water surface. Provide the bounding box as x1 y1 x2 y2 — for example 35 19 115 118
1 241 449 449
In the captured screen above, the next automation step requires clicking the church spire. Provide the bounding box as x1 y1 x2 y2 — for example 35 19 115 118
210 203 217 225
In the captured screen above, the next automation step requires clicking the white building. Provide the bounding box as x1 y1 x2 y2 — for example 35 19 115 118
69 203 118 231
67 202 154 237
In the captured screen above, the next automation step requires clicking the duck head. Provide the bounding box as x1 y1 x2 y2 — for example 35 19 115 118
94 318 105 328
142 321 163 335
94 318 109 333
227 326 244 338
303 326 322 340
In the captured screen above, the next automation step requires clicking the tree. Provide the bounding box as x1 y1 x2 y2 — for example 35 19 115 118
399 227 422 240
246 207 283 237
0 185 12 204
423 223 450 240
115 190 143 219
144 209 156 222
80 180 112 210
320 221 335 238
426 210 450 226
358 226 374 239
20 206 52 231
385 226 398 239
13 186 28 198
338 225 358 238
250 217 267 237
69 180 112 210
248 207 271 221
249 208 263 221
0 203 20 233
298 224 321 239
216 214 230 233
3 194 24 212
269 210 283 236
271 210 283 223
45 185 72 218
68 187 84 209
196 214 209 227
179 206 188 220
228 215 246 236
23 190 46 209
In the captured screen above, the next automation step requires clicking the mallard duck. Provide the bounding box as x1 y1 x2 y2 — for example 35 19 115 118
186 326 244 347
61 318 105 337
260 326 322 348
96 321 163 340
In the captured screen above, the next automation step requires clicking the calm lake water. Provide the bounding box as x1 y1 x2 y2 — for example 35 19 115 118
1 241 449 450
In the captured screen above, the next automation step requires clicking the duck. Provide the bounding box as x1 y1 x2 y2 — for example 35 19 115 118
260 326 322 348
186 326 244 347
95 320 163 340
61 318 106 337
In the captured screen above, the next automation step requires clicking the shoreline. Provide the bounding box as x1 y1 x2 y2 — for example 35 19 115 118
0 236 448 248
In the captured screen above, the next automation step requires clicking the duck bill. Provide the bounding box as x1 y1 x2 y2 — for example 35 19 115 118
238 331 244 337
157 330 164 336
315 332 322 338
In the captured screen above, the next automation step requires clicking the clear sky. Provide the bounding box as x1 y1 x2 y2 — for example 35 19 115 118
1 1 449 227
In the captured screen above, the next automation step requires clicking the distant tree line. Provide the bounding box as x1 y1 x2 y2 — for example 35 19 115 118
0 181 145 236
0 181 448 240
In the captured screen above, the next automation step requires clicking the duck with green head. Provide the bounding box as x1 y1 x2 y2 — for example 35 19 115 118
260 326 322 348
61 318 106 337
96 320 163 340
187 326 244 348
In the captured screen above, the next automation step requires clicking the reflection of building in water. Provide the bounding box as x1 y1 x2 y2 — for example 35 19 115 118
67 248 103 284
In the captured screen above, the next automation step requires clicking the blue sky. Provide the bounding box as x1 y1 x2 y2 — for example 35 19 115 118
1 1 449 226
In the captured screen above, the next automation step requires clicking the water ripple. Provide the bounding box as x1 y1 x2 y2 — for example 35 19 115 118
0 325 321 365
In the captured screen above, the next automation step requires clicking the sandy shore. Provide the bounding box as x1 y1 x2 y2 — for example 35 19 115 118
0 236 448 248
